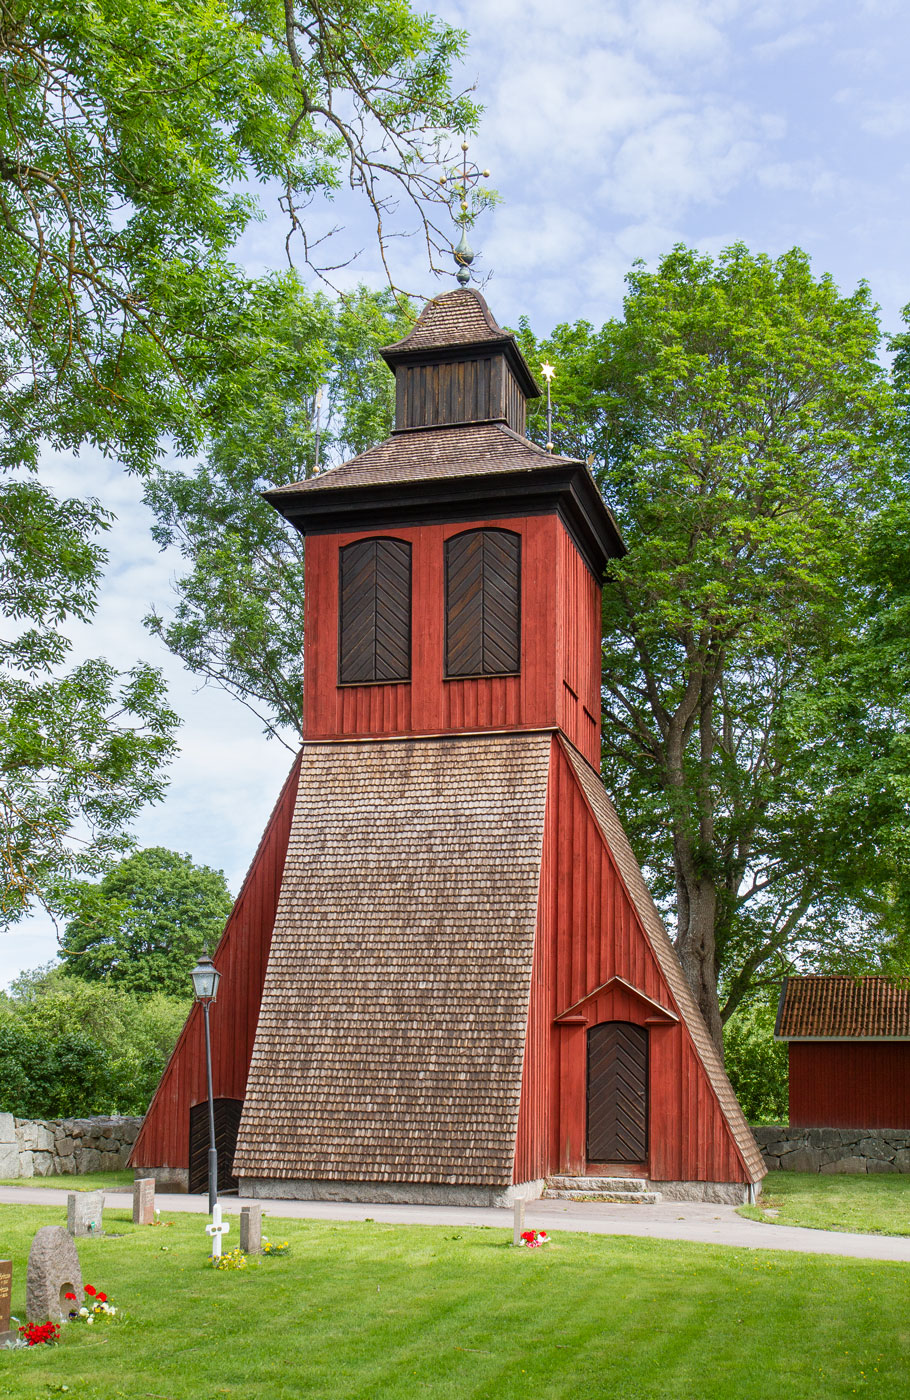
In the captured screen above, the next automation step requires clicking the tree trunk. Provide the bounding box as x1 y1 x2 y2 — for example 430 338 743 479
675 875 724 1054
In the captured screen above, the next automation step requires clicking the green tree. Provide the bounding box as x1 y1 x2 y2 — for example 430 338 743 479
516 245 904 1049
0 964 187 1116
722 994 788 1125
0 0 478 473
0 479 179 923
144 281 414 742
0 0 476 915
59 847 233 997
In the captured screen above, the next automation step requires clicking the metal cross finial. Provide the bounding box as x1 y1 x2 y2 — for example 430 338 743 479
439 141 490 286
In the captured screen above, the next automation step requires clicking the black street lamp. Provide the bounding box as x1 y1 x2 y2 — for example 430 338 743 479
190 952 222 1215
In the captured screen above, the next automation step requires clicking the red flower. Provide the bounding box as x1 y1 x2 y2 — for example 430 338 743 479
84 1285 96 1296
96 1292 107 1302
64 1292 76 1300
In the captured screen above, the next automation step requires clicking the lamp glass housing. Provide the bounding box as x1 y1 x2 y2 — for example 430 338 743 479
190 954 221 1003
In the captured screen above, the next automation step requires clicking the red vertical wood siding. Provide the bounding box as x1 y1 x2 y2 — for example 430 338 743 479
513 738 749 1185
303 514 598 757
789 1043 910 1128
130 755 300 1171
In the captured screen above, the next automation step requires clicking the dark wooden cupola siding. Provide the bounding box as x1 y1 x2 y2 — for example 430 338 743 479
132 286 764 1206
380 287 539 435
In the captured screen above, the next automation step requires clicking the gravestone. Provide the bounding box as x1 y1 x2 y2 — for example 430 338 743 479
67 1190 104 1238
512 1198 525 1246
0 1259 15 1344
26 1227 83 1323
240 1204 262 1254
132 1177 155 1225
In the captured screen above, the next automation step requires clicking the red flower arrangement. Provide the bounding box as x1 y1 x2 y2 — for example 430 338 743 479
519 1229 550 1248
18 1320 60 1346
69 1283 117 1324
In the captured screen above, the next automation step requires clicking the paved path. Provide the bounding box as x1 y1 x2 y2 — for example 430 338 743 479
2 1185 909 1263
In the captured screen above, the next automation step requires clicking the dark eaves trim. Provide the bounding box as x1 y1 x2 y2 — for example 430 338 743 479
265 463 625 580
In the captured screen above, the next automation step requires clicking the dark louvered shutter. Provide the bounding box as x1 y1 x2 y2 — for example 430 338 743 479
445 529 520 677
586 1022 648 1162
339 538 411 684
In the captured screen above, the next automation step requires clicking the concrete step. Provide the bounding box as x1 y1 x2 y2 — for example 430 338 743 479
544 1176 661 1204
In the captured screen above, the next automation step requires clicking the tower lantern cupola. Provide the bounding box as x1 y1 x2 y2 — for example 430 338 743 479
380 288 539 435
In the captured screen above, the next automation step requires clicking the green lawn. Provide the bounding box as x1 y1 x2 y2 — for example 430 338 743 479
0 1171 134 1192
741 1171 910 1236
0 1202 908 1398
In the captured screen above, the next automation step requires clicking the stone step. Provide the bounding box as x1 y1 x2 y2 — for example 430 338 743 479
546 1176 648 1191
545 1188 662 1204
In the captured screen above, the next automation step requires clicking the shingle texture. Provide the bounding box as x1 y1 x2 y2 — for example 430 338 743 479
777 976 910 1039
560 739 766 1183
382 288 506 354
232 733 551 1187
266 421 578 497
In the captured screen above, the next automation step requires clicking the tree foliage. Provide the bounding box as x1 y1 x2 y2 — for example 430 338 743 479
0 0 474 917
722 994 788 1126
516 245 906 1047
59 847 234 997
0 964 187 1116
0 0 477 472
0 476 178 924
144 280 414 741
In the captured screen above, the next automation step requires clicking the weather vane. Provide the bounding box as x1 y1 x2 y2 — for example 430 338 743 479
440 141 490 286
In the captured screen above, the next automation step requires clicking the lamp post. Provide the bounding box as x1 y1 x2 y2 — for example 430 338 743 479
190 953 221 1215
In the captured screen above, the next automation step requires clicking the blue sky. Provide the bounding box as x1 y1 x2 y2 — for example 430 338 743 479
6 0 909 986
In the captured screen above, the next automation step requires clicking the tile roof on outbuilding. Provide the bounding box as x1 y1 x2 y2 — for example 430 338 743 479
232 732 552 1188
776 976 910 1039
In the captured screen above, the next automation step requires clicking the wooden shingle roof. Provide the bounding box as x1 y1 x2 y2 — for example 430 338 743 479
560 739 766 1182
776 976 910 1039
265 421 572 496
381 287 508 355
232 732 551 1188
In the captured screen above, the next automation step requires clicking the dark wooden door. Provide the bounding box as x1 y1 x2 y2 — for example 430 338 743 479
189 1098 243 1193
586 1022 648 1163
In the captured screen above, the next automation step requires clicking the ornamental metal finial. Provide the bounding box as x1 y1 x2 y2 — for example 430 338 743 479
439 140 490 286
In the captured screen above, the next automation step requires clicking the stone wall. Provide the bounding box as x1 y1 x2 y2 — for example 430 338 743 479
0 1112 142 1178
754 1125 910 1173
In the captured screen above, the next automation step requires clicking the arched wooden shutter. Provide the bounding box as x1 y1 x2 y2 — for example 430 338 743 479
445 529 520 677
339 538 411 684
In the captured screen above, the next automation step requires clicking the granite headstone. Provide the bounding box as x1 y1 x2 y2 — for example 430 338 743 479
67 1190 104 1237
26 1227 83 1323
240 1204 262 1254
133 1177 155 1225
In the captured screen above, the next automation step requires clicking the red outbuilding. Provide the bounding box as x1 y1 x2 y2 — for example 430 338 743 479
132 288 764 1204
776 975 910 1129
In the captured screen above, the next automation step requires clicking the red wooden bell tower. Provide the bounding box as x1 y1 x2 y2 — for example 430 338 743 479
133 288 763 1204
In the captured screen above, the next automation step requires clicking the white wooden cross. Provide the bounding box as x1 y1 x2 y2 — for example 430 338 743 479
205 1203 231 1260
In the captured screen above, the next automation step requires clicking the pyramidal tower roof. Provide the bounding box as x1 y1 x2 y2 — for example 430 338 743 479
380 287 538 393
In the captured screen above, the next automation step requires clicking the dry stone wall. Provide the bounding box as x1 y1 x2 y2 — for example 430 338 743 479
754 1125 910 1173
0 1112 142 1178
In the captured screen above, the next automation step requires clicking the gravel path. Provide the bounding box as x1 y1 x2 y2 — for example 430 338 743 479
2 1184 909 1262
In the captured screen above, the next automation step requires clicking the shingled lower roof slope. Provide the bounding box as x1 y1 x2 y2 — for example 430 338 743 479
265 421 579 497
381 287 507 355
776 976 910 1039
559 738 766 1183
232 733 551 1187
